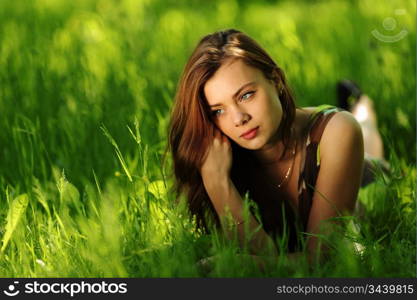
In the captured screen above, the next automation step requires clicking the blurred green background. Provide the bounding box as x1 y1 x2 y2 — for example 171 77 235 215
0 0 415 277
0 0 415 189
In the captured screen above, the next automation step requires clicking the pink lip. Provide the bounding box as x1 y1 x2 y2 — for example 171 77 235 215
241 127 259 140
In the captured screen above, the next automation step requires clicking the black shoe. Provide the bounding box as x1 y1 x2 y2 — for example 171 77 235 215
336 79 362 111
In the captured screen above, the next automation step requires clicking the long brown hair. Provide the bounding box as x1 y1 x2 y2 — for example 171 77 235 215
168 29 296 233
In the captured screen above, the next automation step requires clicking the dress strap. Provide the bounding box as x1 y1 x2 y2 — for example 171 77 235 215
297 106 343 230
309 106 341 144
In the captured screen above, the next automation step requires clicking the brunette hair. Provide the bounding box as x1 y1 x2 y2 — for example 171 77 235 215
168 29 296 233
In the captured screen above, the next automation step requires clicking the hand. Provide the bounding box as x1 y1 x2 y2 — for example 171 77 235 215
200 129 232 184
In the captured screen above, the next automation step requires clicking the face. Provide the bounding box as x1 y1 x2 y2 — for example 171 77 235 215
204 59 283 150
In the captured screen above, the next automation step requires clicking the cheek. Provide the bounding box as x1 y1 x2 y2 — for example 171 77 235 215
273 100 283 118
214 119 234 137
272 105 283 128
262 96 283 128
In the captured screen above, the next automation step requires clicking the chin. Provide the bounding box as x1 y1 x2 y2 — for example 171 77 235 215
236 138 265 150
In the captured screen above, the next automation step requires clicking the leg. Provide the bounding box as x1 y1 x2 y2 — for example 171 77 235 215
336 80 385 160
351 94 391 187
351 94 384 159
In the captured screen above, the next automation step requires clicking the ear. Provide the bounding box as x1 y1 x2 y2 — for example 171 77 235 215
271 79 283 96
269 69 283 90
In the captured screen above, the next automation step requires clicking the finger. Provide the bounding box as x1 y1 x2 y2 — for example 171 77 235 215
214 129 222 139
211 127 218 138
213 129 222 143
222 134 230 145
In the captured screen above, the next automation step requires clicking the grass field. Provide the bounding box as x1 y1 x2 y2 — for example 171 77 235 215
0 0 415 277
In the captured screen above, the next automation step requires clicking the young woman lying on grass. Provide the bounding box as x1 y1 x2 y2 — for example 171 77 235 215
168 29 387 270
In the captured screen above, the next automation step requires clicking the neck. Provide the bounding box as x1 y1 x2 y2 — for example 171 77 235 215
253 128 293 164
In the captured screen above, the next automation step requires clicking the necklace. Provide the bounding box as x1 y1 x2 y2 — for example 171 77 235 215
276 138 297 189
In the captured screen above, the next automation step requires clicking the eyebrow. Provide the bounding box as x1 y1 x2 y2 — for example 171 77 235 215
209 81 256 107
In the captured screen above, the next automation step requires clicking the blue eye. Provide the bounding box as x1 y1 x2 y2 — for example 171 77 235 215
241 91 255 101
212 109 224 117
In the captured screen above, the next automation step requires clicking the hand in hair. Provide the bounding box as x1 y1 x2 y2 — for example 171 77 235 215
199 129 278 257
200 129 232 184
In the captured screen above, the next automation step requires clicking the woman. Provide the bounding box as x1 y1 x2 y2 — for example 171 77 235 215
168 29 379 266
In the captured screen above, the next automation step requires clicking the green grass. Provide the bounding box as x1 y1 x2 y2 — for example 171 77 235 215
0 0 415 277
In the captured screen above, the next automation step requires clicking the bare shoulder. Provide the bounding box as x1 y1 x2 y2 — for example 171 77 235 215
320 110 363 156
296 107 362 145
323 110 362 138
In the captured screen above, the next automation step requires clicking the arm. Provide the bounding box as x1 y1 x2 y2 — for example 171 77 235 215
201 130 278 257
306 111 364 260
203 177 277 256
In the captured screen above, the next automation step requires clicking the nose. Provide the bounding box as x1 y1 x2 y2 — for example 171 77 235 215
231 107 250 127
